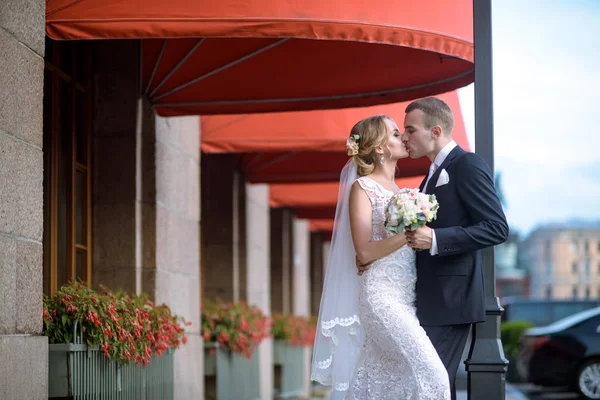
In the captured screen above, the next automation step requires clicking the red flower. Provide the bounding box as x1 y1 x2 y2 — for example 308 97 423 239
42 281 188 366
240 317 249 331
201 302 271 358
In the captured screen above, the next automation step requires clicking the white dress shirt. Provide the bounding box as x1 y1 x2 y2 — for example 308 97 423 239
427 140 457 256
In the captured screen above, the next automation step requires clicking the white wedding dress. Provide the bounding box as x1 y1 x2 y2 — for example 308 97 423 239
345 176 450 400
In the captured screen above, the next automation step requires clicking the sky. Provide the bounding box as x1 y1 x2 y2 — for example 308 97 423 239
456 0 600 237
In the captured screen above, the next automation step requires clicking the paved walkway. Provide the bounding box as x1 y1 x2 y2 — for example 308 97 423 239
311 383 528 399
457 384 528 400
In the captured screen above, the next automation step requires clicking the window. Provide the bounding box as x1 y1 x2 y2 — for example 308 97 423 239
585 260 591 277
585 241 590 254
573 262 578 274
43 39 93 295
545 261 552 278
573 287 578 299
585 287 591 299
546 286 552 299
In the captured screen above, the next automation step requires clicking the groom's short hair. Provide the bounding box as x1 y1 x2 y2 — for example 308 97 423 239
405 97 454 136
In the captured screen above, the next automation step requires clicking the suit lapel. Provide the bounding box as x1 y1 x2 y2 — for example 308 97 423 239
424 146 465 194
418 174 428 192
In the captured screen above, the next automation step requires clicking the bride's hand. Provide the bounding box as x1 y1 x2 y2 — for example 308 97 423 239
356 256 373 276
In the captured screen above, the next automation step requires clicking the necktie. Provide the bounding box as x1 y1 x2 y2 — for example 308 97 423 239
423 163 438 194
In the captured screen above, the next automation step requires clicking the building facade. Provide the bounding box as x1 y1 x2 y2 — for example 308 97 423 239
1 6 315 399
520 225 600 300
496 232 529 300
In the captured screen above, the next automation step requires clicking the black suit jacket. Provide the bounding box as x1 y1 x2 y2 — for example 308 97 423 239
415 146 508 326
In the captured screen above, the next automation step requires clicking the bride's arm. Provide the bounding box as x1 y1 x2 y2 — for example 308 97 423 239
349 182 408 265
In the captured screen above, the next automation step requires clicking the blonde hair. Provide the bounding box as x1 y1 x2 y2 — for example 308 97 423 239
350 115 392 177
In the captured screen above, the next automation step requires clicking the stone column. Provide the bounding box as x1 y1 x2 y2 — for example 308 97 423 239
270 208 293 314
323 241 331 275
153 114 202 400
310 232 325 316
93 40 202 400
246 183 273 400
293 219 311 397
0 2 47 399
201 154 246 303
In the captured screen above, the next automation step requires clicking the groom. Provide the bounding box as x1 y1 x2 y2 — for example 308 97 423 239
403 97 508 399
358 97 508 400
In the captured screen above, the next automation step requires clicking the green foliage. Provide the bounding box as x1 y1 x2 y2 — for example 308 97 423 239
501 320 534 359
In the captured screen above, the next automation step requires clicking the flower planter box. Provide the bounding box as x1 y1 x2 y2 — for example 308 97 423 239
204 343 260 400
273 340 305 398
48 343 174 399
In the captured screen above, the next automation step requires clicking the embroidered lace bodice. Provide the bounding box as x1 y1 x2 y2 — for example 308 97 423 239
344 176 450 400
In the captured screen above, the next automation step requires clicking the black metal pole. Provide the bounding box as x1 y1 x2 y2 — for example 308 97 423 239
466 0 509 399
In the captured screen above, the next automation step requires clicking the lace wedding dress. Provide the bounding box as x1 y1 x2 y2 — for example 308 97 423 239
345 176 450 400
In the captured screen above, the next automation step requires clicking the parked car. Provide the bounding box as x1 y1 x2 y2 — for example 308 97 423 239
517 307 600 400
503 298 600 326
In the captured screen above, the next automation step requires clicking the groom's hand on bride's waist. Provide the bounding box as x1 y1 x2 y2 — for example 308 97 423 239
405 227 433 250
356 256 372 276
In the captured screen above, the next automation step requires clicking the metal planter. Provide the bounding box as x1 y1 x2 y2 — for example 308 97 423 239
203 343 261 400
273 340 305 398
48 341 174 399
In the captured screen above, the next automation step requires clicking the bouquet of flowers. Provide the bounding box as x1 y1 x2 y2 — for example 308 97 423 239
384 188 439 234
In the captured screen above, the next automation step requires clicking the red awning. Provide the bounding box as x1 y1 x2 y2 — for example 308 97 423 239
202 91 469 183
271 176 424 220
310 220 334 233
47 0 473 116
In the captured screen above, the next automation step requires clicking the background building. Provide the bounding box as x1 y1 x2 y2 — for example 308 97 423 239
520 223 600 300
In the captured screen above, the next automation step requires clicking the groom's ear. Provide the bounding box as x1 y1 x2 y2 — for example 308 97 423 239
431 125 442 139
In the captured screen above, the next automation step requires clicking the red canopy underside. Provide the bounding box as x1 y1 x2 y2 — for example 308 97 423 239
310 219 335 234
202 91 469 184
270 176 424 220
47 0 473 115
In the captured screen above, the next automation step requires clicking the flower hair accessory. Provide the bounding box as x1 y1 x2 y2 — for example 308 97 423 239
346 134 360 156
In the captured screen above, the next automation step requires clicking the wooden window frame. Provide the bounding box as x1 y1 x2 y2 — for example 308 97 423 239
43 39 93 295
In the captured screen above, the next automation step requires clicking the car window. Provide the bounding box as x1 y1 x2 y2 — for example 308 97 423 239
574 315 600 333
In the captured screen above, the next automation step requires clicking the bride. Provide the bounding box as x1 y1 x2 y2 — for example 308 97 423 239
311 115 450 399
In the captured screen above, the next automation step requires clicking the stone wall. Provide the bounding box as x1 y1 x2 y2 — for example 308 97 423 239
0 1 47 398
201 154 248 302
93 40 139 292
